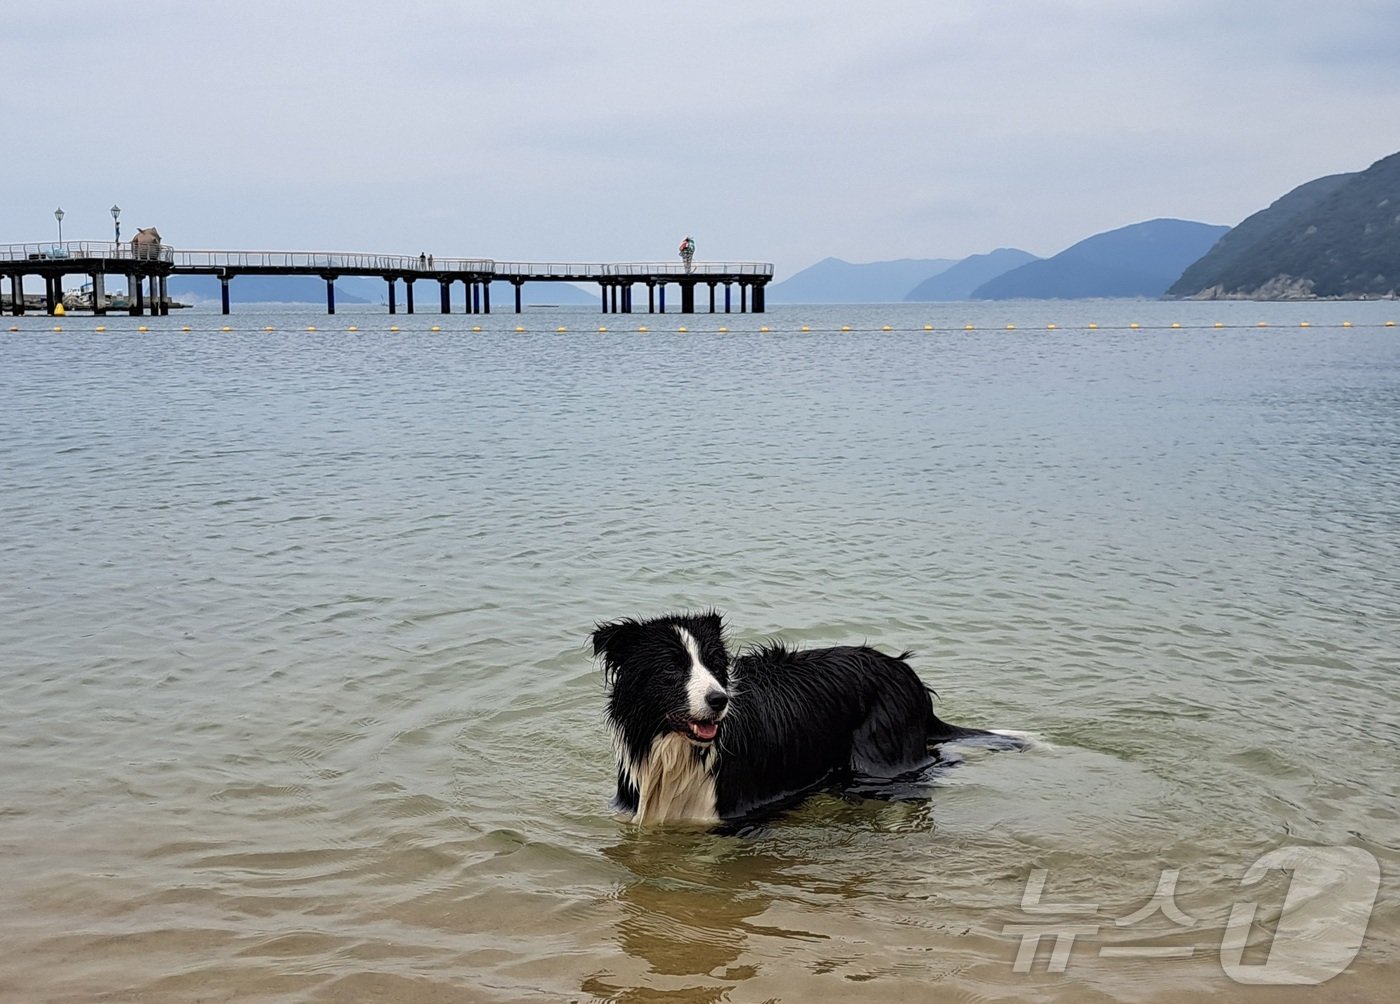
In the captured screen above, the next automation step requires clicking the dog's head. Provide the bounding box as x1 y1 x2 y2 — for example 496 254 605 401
592 611 731 752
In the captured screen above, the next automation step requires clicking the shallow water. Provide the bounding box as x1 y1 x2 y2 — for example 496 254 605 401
2 300 1398 1001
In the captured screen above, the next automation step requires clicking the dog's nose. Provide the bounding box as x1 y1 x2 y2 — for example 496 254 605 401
705 690 729 715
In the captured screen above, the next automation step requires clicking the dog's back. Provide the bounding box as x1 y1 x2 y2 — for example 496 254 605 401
714 643 976 819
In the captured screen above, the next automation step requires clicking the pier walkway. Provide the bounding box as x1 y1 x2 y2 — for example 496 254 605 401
0 242 773 316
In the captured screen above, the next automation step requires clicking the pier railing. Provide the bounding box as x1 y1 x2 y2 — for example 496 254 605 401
0 241 173 264
603 262 774 277
173 250 495 273
493 261 610 278
1 243 774 280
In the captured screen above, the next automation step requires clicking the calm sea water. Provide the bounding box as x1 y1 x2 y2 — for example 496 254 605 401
2 300 1398 1002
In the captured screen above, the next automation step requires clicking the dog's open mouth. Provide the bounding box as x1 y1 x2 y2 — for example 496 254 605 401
681 719 719 743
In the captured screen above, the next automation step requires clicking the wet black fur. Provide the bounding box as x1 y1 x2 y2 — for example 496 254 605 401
592 611 1015 825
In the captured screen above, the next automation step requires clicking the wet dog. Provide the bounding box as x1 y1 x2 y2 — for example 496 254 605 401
591 611 1021 826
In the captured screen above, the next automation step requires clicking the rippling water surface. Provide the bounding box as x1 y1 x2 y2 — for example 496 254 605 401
3 301 1399 1002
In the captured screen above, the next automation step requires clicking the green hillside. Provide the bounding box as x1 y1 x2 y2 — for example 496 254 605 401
1168 152 1400 299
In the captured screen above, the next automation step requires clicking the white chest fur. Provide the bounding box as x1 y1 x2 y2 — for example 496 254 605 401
618 731 719 826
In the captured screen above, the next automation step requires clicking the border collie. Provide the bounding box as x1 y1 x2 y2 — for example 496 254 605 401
591 611 1022 827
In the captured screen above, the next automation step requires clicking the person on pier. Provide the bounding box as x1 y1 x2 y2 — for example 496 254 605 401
679 235 695 273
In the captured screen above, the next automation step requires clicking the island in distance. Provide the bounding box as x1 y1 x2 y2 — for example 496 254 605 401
773 148 1399 304
767 219 1227 304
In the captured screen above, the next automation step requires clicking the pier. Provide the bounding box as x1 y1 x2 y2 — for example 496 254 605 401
0 242 772 316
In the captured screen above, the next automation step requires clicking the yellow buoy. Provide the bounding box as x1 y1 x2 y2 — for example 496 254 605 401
800 325 811 332
841 325 852 332
678 326 688 332
514 325 524 332
1386 320 1397 327
1257 322 1268 328
265 325 274 332
473 325 482 332
54 303 65 316
598 325 608 332
9 325 19 332
924 324 933 331
307 326 317 332
964 324 975 330
95 325 106 333
222 325 231 332
1215 322 1224 328
1088 323 1098 329
1171 322 1181 328
1129 322 1141 330
556 326 567 332
1342 321 1353 328
638 326 649 332
882 325 893 331
1005 323 1016 330
390 325 400 332
718 326 728 332
348 325 359 332
52 325 63 332
182 325 192 332
139 325 150 333
430 325 441 332
1300 321 1310 328
1047 323 1057 330
760 326 770 332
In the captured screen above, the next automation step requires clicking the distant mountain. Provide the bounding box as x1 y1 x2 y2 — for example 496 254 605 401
904 248 1039 301
1167 151 1400 299
768 256 957 304
971 219 1230 299
167 274 599 306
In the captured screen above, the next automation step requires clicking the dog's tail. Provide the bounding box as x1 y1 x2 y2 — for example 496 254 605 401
928 715 1033 752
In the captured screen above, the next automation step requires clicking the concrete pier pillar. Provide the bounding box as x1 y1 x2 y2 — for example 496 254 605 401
44 275 57 314
724 282 732 313
326 277 336 315
707 281 716 313
623 284 632 313
159 274 170 315
647 281 656 314
680 281 695 314
752 283 766 314
405 280 415 314
600 282 609 313
741 283 749 313
93 273 107 315
8 274 21 315
513 280 523 314
658 284 666 314
131 274 143 315
220 277 231 315
387 278 397 314
440 280 451 314
482 282 491 314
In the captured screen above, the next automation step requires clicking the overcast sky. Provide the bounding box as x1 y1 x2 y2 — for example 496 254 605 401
5 1 1398 278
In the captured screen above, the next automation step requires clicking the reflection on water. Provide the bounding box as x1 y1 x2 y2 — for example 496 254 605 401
1 302 1398 1002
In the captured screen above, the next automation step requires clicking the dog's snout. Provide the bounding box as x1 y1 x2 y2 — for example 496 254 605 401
705 689 729 715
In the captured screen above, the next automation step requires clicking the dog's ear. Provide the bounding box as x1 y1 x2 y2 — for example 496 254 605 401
701 611 724 637
591 618 640 664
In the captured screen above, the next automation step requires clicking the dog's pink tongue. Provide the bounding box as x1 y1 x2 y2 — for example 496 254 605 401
691 721 718 741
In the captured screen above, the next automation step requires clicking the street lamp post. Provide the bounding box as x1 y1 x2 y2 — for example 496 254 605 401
54 207 64 244
111 205 121 243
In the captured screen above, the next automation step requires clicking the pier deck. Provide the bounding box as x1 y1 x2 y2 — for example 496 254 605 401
0 242 772 316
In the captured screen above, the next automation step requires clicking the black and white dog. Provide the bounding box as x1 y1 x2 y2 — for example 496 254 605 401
592 610 1022 827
